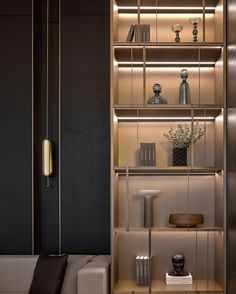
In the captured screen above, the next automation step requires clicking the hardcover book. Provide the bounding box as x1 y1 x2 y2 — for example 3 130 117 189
135 256 141 285
135 255 152 286
139 143 156 166
126 24 135 42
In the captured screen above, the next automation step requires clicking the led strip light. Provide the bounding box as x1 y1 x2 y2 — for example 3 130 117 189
114 45 222 49
118 116 215 121
117 61 215 66
118 6 215 11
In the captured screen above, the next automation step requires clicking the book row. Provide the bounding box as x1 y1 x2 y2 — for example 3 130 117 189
135 255 151 286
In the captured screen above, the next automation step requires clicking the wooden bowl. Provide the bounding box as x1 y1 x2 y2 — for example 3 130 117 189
169 214 204 228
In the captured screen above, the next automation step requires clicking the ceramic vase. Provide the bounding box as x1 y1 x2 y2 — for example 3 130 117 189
173 148 187 166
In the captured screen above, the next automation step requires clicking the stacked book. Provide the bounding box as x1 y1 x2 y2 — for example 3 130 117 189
139 143 156 166
126 24 150 42
165 273 193 285
135 256 151 286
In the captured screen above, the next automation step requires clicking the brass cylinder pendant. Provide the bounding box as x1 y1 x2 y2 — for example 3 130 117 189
42 139 53 176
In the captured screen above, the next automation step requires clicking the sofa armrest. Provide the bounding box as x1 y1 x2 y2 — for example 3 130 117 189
77 255 110 294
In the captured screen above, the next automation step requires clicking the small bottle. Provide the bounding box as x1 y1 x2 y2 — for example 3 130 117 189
147 83 168 104
179 69 190 104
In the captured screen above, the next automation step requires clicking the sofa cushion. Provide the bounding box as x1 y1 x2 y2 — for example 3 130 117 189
0 255 38 292
29 254 68 294
61 255 95 294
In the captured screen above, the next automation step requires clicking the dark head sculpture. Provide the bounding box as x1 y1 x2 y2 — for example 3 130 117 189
172 254 185 276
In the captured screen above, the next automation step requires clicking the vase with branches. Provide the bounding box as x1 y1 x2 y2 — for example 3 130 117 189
163 122 205 166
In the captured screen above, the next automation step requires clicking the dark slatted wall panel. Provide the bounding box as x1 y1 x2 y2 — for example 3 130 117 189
34 0 60 254
61 0 110 254
0 0 32 253
0 0 110 254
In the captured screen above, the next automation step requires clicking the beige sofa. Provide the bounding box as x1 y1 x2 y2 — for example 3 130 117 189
0 255 110 294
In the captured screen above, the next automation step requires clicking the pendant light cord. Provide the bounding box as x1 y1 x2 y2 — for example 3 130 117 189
46 0 49 139
32 0 35 255
58 0 62 255
46 0 50 188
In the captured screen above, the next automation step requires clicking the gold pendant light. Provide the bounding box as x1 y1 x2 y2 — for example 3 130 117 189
42 0 53 185
42 139 53 176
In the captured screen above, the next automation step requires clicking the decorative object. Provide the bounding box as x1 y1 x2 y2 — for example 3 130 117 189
169 213 204 227
42 0 53 187
171 24 183 43
190 17 201 43
139 143 156 166
135 255 151 286
134 190 160 228
164 122 205 149
179 69 190 104
163 122 205 166
169 254 187 276
147 84 168 104
166 254 192 285
173 147 187 166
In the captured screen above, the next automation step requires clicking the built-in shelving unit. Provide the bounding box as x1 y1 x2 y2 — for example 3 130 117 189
111 0 225 292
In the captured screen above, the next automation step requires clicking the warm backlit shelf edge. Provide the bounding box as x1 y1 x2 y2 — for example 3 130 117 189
115 0 220 13
114 226 224 232
114 167 223 175
114 45 223 66
114 104 224 108
114 42 223 48
118 8 215 13
114 105 223 121
114 279 223 293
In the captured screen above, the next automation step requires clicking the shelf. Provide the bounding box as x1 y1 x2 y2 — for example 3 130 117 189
114 167 223 175
118 7 216 14
114 226 224 233
116 0 219 13
114 44 223 66
114 104 223 121
114 280 223 293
